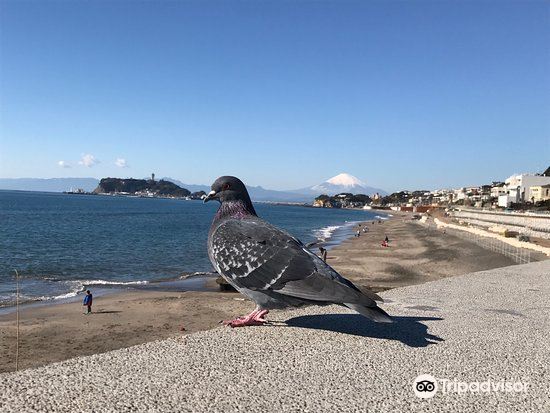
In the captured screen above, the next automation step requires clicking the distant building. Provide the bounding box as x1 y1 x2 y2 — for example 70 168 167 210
430 189 452 204
453 188 466 202
501 174 550 205
490 182 506 199
530 184 550 203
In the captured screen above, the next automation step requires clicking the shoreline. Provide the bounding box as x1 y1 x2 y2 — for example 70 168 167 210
0 274 221 316
0 211 526 373
0 211 383 313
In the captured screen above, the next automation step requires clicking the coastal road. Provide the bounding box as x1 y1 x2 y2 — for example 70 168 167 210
1 261 549 412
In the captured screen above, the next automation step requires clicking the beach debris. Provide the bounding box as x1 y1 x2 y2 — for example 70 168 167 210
205 175 392 327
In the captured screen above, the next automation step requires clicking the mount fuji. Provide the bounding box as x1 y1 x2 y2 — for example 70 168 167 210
292 173 387 196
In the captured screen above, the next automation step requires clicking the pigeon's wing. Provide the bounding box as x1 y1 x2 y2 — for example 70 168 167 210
210 218 382 306
210 218 316 290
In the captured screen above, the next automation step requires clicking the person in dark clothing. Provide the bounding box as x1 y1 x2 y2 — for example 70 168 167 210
83 290 93 314
385 235 389 243
319 247 327 263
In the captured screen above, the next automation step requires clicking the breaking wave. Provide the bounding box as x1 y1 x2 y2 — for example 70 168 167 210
80 279 149 286
0 279 150 308
314 225 343 241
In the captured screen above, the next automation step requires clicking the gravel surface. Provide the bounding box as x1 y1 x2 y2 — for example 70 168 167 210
1 260 549 412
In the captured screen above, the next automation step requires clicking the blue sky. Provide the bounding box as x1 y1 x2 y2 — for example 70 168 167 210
0 1 548 192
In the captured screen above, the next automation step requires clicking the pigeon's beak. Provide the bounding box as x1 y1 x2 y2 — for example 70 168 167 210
203 190 217 203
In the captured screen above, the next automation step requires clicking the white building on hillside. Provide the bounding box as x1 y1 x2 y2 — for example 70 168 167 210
499 174 550 206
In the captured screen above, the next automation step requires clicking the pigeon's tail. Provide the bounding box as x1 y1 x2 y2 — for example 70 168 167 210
344 303 393 323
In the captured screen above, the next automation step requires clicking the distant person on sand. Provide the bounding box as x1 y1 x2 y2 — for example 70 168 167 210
83 290 93 314
385 235 389 243
356 230 361 237
319 247 327 263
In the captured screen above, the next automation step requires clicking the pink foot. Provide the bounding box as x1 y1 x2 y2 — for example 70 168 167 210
223 309 269 327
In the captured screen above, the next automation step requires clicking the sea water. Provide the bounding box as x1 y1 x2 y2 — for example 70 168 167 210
0 190 382 306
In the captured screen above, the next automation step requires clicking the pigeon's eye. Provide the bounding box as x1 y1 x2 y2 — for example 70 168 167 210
222 183 231 191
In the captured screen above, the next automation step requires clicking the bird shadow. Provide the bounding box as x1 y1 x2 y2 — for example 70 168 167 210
284 314 444 348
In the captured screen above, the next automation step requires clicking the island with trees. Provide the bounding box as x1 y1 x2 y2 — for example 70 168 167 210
93 176 191 199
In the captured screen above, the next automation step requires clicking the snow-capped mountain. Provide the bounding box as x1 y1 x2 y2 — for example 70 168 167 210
293 173 387 196
311 173 367 192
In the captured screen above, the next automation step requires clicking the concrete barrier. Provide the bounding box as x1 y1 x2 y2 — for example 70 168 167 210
451 209 550 239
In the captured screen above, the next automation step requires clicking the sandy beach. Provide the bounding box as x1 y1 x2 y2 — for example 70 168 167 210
0 291 251 373
328 213 518 291
0 213 522 373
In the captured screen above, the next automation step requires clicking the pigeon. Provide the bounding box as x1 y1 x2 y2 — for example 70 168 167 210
205 176 392 327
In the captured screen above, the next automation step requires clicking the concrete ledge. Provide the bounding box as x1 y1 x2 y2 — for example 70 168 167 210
1 261 549 412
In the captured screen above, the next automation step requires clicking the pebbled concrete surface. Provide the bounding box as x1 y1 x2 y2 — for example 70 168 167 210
1 260 549 412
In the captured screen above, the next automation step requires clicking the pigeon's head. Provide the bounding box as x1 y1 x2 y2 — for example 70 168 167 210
204 176 250 204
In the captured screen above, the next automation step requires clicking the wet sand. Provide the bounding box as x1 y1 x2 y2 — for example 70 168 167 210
0 213 518 373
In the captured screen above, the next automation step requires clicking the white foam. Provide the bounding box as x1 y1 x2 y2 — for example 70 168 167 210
34 291 80 301
80 279 149 286
0 290 81 307
0 278 150 308
182 272 216 279
314 225 342 241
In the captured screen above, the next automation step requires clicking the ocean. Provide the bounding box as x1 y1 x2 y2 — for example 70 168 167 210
0 190 385 307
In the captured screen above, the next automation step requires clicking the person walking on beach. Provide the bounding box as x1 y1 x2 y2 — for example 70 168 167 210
385 235 389 243
83 290 93 314
319 246 327 263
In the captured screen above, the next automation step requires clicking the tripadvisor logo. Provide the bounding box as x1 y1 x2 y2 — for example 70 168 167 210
413 374 529 398
413 374 437 399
